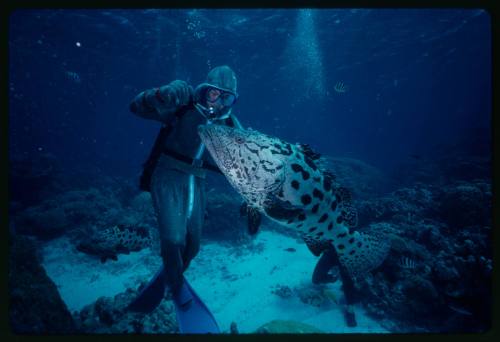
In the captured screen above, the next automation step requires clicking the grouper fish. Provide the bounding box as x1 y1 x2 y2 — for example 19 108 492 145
76 224 152 263
198 125 390 278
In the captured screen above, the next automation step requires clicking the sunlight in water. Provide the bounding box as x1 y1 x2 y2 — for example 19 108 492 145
283 9 326 101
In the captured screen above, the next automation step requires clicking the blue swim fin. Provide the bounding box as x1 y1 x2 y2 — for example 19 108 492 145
173 275 220 334
127 266 220 334
127 265 166 313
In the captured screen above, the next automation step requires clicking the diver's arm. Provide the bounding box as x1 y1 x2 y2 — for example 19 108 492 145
129 80 193 123
227 113 244 129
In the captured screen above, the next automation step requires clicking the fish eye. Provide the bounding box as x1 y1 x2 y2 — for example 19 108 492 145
235 136 245 144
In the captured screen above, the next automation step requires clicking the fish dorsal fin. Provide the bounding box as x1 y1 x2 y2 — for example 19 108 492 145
302 235 332 257
323 169 337 182
297 143 322 160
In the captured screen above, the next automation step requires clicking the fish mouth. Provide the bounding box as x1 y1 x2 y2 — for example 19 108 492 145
198 124 231 163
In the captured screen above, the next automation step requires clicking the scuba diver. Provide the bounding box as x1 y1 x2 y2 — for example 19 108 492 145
127 65 243 333
312 247 358 327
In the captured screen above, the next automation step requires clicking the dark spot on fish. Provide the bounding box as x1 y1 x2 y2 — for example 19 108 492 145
297 223 303 228
323 177 332 191
291 164 303 173
301 194 312 205
348 238 354 244
331 201 337 211
291 180 299 190
316 232 324 237
137 227 149 238
244 144 259 154
308 227 317 232
298 213 306 221
338 244 345 250
262 164 275 173
349 250 356 255
357 242 362 248
284 247 296 252
313 189 324 200
302 171 310 180
336 216 344 224
311 204 319 213
337 232 347 238
313 177 321 182
328 222 333 230
318 213 328 223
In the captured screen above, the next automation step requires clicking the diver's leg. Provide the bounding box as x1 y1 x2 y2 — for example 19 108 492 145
312 247 339 284
183 176 206 271
150 168 189 296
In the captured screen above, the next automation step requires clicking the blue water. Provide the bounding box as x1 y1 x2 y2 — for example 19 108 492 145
8 8 492 334
8 9 491 177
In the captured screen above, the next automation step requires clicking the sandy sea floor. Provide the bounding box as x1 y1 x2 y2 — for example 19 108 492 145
41 228 389 333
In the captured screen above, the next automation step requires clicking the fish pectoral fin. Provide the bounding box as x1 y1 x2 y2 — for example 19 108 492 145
247 206 262 235
263 193 302 221
303 236 332 257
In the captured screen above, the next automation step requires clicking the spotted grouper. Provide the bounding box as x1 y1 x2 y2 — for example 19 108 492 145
76 224 152 263
198 125 389 278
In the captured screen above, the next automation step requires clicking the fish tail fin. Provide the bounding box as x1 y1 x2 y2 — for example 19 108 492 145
337 231 390 279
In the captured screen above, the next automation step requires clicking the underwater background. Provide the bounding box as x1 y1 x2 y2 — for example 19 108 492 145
8 8 491 334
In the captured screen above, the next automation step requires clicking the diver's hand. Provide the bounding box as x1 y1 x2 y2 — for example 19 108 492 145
160 80 193 108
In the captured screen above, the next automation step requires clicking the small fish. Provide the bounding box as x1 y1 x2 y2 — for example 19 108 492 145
334 81 348 93
284 247 296 252
399 256 416 269
65 71 81 84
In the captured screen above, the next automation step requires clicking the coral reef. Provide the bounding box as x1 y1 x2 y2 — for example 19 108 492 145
356 183 491 332
437 181 491 228
75 287 177 333
271 284 294 299
321 157 392 200
13 187 126 240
